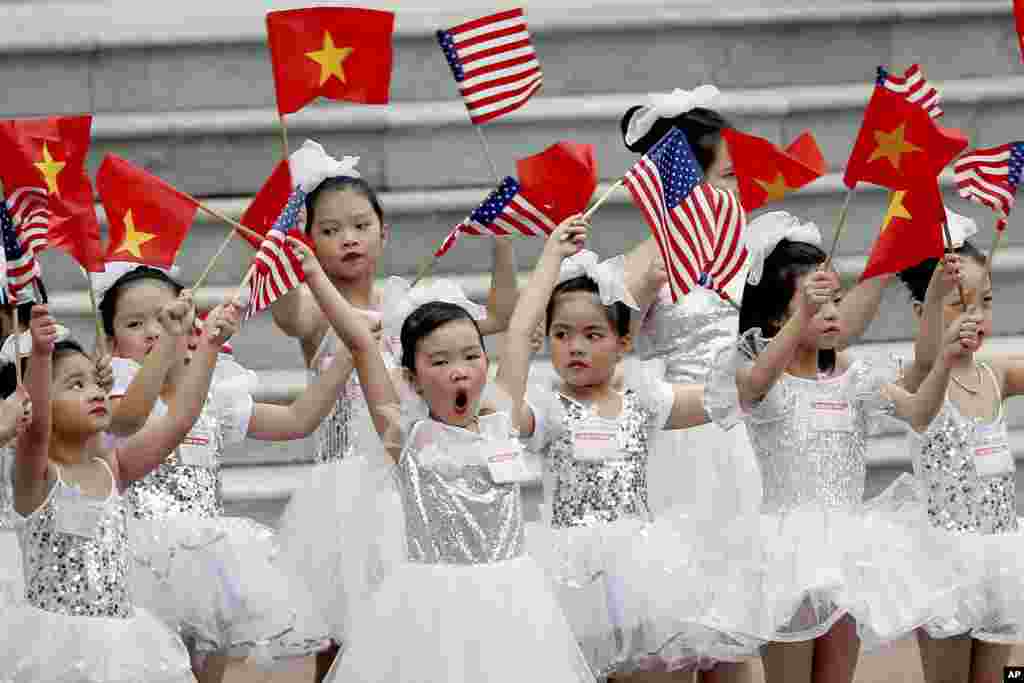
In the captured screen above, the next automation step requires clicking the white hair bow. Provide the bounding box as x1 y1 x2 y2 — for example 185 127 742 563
745 211 822 286
381 278 487 342
289 139 361 194
624 84 721 148
0 324 71 367
90 262 181 304
557 250 639 310
944 208 978 249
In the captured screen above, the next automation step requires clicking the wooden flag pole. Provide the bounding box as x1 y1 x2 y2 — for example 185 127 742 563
190 200 264 244
824 186 856 270
192 229 239 292
10 308 21 388
278 112 290 161
474 126 501 184
986 217 1007 285
85 272 106 356
583 179 624 221
940 218 969 313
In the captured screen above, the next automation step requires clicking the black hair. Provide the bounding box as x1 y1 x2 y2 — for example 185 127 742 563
738 239 835 373
897 240 987 303
99 266 184 337
399 301 487 373
304 176 385 234
545 276 631 338
620 105 733 172
0 338 88 399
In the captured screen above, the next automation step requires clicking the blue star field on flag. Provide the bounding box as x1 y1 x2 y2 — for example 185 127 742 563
644 128 704 210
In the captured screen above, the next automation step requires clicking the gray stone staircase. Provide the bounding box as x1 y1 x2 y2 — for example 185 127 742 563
4 0 1023 524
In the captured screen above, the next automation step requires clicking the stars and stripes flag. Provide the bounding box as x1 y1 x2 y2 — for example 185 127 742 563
877 64 942 118
0 194 41 304
954 142 1024 225
623 127 747 303
4 186 49 257
434 176 556 257
245 187 307 320
437 8 543 125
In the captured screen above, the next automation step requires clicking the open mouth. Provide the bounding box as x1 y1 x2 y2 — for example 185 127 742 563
341 253 363 264
89 406 108 417
454 389 468 415
567 361 588 369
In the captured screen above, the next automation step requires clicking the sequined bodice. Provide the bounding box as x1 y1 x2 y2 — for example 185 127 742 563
312 327 400 465
637 286 738 383
543 390 654 528
0 446 14 530
397 415 524 565
747 364 890 513
19 463 134 618
126 405 224 520
911 398 1017 534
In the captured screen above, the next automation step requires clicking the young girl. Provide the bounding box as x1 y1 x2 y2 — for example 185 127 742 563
0 298 230 682
701 212 981 683
97 263 346 682
269 140 519 680
896 213 1024 683
284 230 594 682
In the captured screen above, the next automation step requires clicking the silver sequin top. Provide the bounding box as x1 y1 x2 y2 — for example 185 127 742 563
0 445 14 530
527 382 674 528
708 330 896 513
18 460 134 618
636 285 738 384
397 413 524 565
910 365 1018 534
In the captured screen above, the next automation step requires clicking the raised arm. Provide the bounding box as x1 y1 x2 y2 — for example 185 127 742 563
12 305 58 507
496 215 588 435
664 384 710 430
903 254 961 392
623 237 666 338
288 237 401 460
477 236 519 336
837 273 891 350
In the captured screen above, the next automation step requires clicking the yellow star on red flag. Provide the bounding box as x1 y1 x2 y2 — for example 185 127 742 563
305 31 354 86
879 191 912 233
33 142 66 195
754 173 795 202
113 209 157 258
868 124 922 169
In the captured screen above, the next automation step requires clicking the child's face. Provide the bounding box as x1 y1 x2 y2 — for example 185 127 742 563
110 281 191 365
548 291 630 389
785 272 843 351
705 138 738 195
940 258 993 348
309 189 385 283
51 351 111 436
410 319 488 429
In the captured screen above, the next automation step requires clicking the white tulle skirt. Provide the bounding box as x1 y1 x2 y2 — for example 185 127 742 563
0 602 195 683
0 528 22 608
128 514 330 660
326 555 596 683
275 456 406 644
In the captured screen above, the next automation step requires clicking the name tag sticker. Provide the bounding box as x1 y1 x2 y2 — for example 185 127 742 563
178 426 216 467
810 399 854 433
483 439 533 484
572 424 624 463
973 422 1015 478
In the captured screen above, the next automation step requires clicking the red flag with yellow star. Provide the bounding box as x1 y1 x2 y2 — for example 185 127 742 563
1016 0 1023 63
722 128 825 211
844 85 966 191
240 160 294 249
266 8 394 115
860 178 946 281
96 155 197 269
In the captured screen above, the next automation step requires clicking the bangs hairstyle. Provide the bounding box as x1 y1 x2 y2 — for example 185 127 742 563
897 240 987 303
738 239 835 372
99 266 184 337
304 176 384 234
620 106 732 172
546 276 631 338
0 338 87 399
399 301 487 373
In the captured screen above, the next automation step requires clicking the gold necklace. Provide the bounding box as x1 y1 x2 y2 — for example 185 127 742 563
950 362 982 395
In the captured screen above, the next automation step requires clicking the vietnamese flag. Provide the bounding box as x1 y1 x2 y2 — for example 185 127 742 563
96 155 197 269
860 178 946 281
844 86 967 191
722 129 825 211
240 160 294 248
515 141 598 223
1016 0 1023 63
266 8 394 115
48 205 104 272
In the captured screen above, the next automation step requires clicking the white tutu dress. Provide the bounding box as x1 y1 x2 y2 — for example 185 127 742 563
326 410 595 683
910 363 1024 643
0 459 195 683
110 357 329 661
0 446 23 609
275 277 409 646
691 329 972 647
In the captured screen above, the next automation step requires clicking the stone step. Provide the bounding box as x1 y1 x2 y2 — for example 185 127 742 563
76 74 1024 198
2 1 1015 116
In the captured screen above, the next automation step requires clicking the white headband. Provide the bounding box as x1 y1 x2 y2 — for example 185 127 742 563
289 139 361 194
624 84 721 148
0 324 71 367
745 211 823 285
944 207 978 249
381 278 487 342
557 250 639 310
91 262 181 304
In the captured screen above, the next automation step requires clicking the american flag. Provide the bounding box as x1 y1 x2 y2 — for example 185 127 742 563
0 194 41 304
245 187 307 320
4 186 49 256
623 128 747 303
954 142 1024 219
437 8 542 125
877 64 942 119
435 176 556 257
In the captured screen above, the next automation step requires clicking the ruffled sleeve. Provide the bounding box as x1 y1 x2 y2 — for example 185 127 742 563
524 381 565 453
210 363 256 447
705 328 767 430
620 357 676 429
